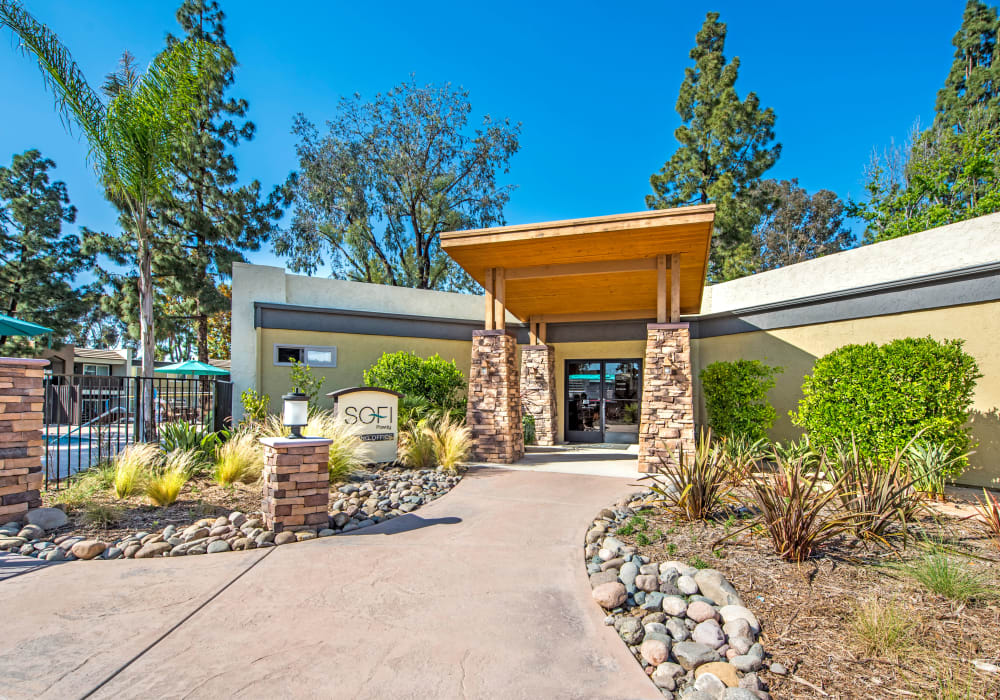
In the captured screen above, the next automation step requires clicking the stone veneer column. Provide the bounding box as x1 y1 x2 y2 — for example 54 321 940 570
638 323 695 473
0 358 47 523
519 344 557 446
260 437 332 532
467 330 524 463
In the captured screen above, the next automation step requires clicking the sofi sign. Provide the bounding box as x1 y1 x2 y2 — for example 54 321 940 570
327 387 402 463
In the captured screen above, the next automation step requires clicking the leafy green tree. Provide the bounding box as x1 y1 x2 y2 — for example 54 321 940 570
647 12 781 281
750 179 853 271
0 149 97 351
935 1 1000 129
154 0 285 362
852 109 1000 242
1 0 221 434
277 79 521 290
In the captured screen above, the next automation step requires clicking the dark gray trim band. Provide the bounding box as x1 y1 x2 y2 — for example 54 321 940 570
692 261 1000 338
255 302 499 341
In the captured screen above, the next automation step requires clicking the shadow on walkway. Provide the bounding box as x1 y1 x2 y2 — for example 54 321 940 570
341 513 462 537
0 552 64 582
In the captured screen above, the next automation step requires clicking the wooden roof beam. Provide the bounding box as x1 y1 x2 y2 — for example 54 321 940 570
504 257 659 281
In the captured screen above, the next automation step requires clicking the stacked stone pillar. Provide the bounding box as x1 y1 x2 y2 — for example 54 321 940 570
0 358 47 523
260 437 331 532
467 330 524 463
519 344 557 446
638 324 695 473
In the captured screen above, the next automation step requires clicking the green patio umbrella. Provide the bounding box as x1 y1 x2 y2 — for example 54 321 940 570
154 360 229 376
0 313 52 337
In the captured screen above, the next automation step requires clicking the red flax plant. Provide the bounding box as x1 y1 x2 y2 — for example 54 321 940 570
971 489 1000 551
741 454 859 563
640 431 733 521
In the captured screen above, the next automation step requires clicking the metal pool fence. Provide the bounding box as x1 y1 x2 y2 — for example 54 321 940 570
42 374 233 489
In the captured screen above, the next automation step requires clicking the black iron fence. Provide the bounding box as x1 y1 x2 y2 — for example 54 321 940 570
42 374 233 488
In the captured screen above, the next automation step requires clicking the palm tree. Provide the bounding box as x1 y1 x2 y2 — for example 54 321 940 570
0 1 219 436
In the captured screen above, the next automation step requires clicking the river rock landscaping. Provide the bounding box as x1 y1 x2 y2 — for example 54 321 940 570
588 488 1000 699
587 491 770 700
0 467 460 561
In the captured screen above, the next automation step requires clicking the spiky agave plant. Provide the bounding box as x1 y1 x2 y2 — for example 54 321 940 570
971 489 1000 552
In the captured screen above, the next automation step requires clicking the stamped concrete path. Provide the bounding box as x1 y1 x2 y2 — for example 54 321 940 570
0 468 660 700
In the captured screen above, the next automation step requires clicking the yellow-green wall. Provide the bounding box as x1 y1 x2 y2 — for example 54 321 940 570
552 340 648 444
258 329 472 414
692 301 1000 488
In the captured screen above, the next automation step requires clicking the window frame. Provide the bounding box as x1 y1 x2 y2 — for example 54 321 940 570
272 344 338 368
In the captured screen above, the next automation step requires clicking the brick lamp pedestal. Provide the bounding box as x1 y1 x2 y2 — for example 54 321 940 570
0 357 47 523
260 437 331 532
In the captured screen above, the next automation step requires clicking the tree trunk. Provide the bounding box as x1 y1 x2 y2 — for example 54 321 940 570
138 218 156 440
197 307 209 364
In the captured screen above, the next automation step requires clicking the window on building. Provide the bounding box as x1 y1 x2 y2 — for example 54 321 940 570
273 344 337 367
82 364 111 376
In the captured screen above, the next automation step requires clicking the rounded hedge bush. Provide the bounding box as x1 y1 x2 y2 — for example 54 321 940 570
363 351 466 413
791 337 981 467
700 359 782 440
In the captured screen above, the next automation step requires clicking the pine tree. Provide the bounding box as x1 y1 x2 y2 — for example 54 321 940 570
152 0 284 362
935 1 1000 128
0 150 97 353
647 12 781 281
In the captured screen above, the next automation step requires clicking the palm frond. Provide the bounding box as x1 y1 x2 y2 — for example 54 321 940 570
0 1 106 152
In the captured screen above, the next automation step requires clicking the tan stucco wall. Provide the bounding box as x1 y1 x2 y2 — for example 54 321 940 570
551 340 647 444
693 300 1000 488
257 329 472 414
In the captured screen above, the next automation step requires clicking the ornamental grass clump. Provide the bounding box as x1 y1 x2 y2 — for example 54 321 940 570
112 443 160 498
400 418 437 469
302 410 371 482
743 454 857 562
145 464 189 507
850 598 915 661
641 432 732 521
429 416 471 473
905 553 993 603
213 430 262 485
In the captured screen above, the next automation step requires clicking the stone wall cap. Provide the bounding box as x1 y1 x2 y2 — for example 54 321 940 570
472 329 518 338
0 357 50 367
259 437 334 448
646 323 691 330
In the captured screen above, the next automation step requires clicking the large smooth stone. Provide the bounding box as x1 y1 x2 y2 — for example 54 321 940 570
686 600 716 623
135 542 172 558
70 540 107 560
673 641 722 671
694 569 744 607
26 507 68 531
592 582 627 609
640 638 670 665
695 661 741 688
651 662 684 690
692 619 726 649
719 605 761 634
618 617 644 645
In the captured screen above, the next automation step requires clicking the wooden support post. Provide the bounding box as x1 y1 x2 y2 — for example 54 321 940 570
670 253 681 323
539 321 547 344
494 267 506 331
484 268 496 329
656 254 667 324
529 316 538 345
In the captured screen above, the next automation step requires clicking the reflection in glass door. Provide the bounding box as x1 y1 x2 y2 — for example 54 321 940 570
565 359 642 443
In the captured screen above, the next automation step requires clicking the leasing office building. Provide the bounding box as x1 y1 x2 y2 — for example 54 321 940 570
231 207 1000 486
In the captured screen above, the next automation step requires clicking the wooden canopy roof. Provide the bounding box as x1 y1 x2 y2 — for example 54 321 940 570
440 205 715 326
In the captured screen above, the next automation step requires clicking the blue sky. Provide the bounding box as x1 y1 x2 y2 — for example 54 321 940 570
0 0 967 273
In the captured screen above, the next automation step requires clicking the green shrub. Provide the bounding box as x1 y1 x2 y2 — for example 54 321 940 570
792 337 981 468
289 359 326 408
522 414 536 445
240 388 271 426
700 360 782 440
364 351 466 416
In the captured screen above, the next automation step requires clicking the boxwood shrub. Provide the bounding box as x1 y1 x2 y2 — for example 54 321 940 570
363 351 466 415
791 337 981 467
700 359 782 440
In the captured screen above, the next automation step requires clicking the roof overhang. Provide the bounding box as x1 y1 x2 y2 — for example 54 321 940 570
440 205 715 322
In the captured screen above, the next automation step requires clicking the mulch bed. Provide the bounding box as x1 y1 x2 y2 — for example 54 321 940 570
41 478 261 542
614 494 1000 699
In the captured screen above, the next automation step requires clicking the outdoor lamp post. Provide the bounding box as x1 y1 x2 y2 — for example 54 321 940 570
282 392 309 438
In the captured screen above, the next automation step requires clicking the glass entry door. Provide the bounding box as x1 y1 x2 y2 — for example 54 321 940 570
566 359 641 444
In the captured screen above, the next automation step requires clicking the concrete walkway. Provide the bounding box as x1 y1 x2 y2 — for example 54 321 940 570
476 444 643 479
0 468 658 700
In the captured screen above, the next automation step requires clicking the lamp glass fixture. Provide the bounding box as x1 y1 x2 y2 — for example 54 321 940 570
282 392 309 438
